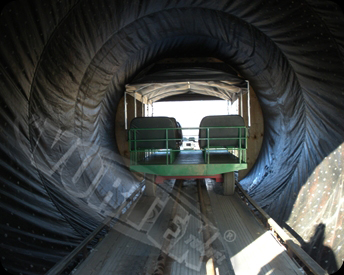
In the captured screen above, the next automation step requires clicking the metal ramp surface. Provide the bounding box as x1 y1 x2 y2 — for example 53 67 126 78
206 182 303 275
72 180 303 275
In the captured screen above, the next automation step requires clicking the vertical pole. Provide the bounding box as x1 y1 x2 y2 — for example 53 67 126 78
124 92 128 130
245 128 248 162
166 129 168 164
207 128 210 164
134 92 137 118
134 130 137 164
128 129 131 164
142 96 144 117
240 93 243 117
239 127 242 163
246 80 251 127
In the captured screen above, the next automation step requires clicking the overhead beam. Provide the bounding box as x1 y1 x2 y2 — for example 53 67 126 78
156 94 223 102
125 91 151 105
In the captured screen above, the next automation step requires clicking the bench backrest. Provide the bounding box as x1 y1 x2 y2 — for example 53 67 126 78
130 117 181 150
199 115 246 149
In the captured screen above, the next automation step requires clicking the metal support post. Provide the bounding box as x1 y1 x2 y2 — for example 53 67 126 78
246 80 251 127
134 92 137 118
124 92 128 130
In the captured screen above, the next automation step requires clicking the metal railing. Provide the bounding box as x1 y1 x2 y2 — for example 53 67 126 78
129 126 248 166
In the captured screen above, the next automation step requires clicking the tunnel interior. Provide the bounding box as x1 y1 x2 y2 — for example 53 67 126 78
0 0 344 274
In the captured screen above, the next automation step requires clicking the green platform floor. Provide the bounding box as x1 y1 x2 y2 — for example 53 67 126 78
130 150 247 176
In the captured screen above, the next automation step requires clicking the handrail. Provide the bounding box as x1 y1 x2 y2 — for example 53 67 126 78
129 125 246 131
129 125 248 166
130 137 247 142
129 126 247 144
236 183 328 275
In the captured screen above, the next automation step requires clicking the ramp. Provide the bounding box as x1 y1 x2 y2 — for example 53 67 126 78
72 180 304 275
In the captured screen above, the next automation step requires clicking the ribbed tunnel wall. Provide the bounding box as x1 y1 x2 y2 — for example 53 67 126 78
0 0 343 274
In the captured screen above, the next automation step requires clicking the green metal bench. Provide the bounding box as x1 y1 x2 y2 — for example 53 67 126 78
199 115 247 165
129 116 247 181
129 116 182 165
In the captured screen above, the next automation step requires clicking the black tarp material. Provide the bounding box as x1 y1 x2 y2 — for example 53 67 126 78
0 0 343 274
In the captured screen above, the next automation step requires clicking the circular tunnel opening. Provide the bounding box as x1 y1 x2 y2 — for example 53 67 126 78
114 57 264 182
1 1 343 274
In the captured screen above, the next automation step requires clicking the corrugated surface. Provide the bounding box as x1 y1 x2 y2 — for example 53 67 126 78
71 180 306 275
73 181 211 274
207 182 303 275
168 181 206 275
